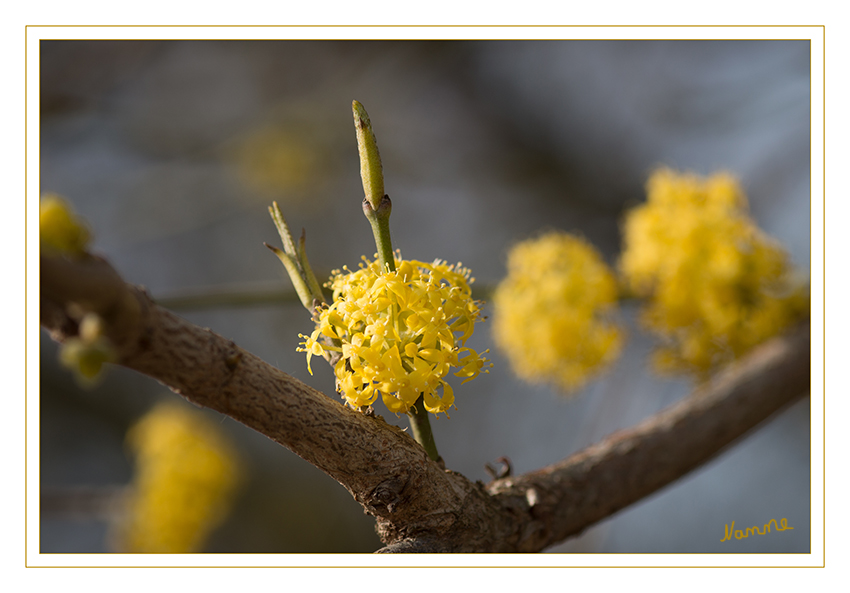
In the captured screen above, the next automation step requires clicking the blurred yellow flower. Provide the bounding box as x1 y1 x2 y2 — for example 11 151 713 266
619 168 809 375
40 193 91 256
492 231 624 393
115 402 240 553
299 255 490 416
58 313 116 385
234 126 322 199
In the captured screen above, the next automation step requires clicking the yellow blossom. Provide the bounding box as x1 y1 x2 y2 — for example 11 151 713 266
40 194 91 256
115 402 240 553
234 125 323 199
619 168 809 375
299 255 490 416
492 231 624 393
58 313 116 385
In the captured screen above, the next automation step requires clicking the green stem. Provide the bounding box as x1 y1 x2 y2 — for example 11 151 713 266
266 202 325 311
408 396 440 462
363 196 396 273
353 100 440 459
155 281 494 312
353 100 396 273
352 100 384 211
156 283 301 311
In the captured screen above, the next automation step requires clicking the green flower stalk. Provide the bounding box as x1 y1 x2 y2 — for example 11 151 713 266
352 100 395 273
265 201 325 311
352 100 385 212
286 101 493 464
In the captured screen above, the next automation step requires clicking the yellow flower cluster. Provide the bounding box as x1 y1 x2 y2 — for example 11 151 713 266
235 125 322 199
39 194 91 256
299 256 490 416
492 231 624 393
619 168 809 374
116 402 240 553
58 313 116 385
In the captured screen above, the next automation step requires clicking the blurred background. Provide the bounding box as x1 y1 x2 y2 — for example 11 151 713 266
39 39 811 554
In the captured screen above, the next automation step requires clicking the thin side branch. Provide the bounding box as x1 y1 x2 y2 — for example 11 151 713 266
41 486 129 520
154 282 301 311
40 252 811 552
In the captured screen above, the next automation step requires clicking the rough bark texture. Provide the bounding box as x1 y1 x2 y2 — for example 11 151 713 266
484 324 811 551
40 253 811 553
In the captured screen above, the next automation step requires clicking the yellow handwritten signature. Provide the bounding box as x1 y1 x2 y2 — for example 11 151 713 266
721 518 794 542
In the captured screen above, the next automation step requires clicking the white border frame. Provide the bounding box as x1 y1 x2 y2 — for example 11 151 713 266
25 25 826 569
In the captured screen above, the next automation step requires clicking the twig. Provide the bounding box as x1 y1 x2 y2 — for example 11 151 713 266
154 282 301 311
40 486 129 520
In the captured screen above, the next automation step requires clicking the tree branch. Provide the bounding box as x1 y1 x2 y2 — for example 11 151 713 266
41 253 498 547
484 321 811 551
40 252 811 552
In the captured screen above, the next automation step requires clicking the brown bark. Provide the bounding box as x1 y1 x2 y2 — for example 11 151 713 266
40 253 811 553
484 324 811 551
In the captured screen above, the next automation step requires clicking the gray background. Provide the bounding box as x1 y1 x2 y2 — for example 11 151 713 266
39 40 811 554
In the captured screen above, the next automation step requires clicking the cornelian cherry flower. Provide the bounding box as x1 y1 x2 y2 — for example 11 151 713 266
299 255 490 416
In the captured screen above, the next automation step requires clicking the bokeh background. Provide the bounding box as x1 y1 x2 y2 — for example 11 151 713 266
39 39 811 554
